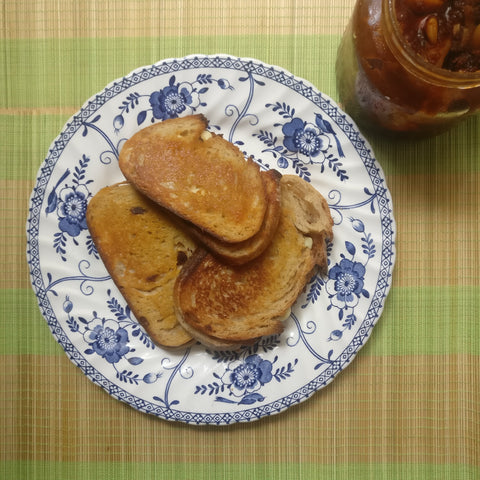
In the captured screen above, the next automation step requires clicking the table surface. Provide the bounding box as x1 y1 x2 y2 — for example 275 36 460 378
1 1 479 479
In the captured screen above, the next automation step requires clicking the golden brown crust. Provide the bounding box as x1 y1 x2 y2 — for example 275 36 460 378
86 182 196 348
173 175 334 346
118 114 267 243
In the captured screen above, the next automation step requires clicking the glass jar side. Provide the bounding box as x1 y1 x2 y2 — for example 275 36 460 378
336 0 480 137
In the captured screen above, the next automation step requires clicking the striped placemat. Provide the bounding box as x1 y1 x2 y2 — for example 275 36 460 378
1 0 479 478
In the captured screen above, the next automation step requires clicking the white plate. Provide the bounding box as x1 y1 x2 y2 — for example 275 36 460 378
26 55 396 425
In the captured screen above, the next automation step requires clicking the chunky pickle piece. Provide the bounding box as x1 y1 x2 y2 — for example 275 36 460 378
397 0 480 71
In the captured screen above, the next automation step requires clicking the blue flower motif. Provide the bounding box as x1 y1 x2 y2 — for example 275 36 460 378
196 348 296 405
56 185 89 237
328 258 366 304
227 354 273 396
149 81 199 120
282 117 328 158
84 318 130 364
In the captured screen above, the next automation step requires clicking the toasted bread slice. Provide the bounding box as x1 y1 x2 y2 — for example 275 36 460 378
86 182 196 348
173 175 334 348
180 169 282 265
118 114 267 243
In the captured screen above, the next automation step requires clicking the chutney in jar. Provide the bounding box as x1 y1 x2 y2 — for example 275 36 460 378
336 0 480 136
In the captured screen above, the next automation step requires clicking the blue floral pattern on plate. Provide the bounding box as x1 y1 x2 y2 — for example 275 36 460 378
26 55 396 425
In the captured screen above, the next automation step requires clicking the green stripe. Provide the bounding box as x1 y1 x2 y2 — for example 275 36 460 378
1 114 70 180
369 115 480 176
0 36 338 110
362 285 480 356
0 288 64 356
1 461 478 480
1 285 479 356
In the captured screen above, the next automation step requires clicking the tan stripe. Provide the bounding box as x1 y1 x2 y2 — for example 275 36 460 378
4 171 479 289
3 0 353 39
387 172 480 288
1 352 478 464
0 107 78 116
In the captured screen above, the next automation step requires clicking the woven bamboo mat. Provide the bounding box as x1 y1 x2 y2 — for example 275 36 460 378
1 1 479 478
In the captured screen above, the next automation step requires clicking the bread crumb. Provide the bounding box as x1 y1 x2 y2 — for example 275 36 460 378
277 308 292 322
200 130 212 141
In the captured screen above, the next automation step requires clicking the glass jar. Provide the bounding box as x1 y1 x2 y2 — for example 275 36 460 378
336 0 480 137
